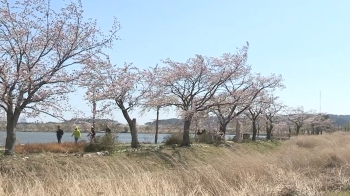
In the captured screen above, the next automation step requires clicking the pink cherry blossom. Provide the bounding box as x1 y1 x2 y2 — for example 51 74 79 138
0 0 119 155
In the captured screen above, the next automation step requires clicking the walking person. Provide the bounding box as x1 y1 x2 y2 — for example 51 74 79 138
87 126 96 142
105 124 111 134
56 125 64 144
71 126 81 143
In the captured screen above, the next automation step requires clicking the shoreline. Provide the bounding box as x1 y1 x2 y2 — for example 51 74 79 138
0 131 170 134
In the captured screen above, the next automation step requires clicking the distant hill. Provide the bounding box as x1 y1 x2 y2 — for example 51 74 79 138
145 118 181 126
12 118 121 126
66 118 120 124
42 118 120 125
328 115 350 126
145 116 224 126
145 114 350 127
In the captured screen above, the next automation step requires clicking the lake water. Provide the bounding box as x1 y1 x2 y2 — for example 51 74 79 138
0 132 171 145
0 132 266 146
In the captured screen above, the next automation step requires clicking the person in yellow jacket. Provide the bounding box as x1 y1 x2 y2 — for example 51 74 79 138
72 126 81 143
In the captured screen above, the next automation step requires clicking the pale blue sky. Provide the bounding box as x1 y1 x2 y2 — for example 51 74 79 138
33 0 350 125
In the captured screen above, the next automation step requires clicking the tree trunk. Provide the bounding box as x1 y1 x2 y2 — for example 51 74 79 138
5 123 16 155
316 127 322 135
92 100 96 128
234 119 242 142
121 109 139 148
5 111 20 155
181 116 192 146
219 122 228 135
266 121 270 140
155 106 160 144
266 123 273 140
296 126 300 135
288 126 292 135
131 118 140 148
252 119 257 141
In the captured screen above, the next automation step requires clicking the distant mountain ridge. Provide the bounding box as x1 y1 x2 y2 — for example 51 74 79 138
145 114 350 127
17 118 120 125
66 118 119 124
328 114 350 126
145 118 181 126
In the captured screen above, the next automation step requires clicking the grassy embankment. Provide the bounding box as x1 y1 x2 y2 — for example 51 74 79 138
1 132 350 196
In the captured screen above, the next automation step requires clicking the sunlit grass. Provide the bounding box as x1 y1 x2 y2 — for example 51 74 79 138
0 132 350 195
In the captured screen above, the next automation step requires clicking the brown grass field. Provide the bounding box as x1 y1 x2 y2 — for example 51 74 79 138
1 132 350 195
14 142 86 154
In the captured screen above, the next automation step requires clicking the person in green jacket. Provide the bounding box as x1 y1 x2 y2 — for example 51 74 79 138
72 126 81 143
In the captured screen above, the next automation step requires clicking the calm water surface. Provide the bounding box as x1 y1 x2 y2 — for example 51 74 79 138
0 132 171 145
0 132 266 146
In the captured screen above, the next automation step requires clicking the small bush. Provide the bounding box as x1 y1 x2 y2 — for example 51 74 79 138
231 134 253 142
279 186 299 196
243 133 251 139
341 184 350 191
197 131 224 145
84 133 117 152
324 154 344 168
164 132 183 145
295 140 317 148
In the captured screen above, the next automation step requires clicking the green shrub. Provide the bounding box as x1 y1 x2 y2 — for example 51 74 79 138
84 134 117 152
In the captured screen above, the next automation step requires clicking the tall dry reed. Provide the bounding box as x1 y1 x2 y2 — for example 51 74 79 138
0 132 350 196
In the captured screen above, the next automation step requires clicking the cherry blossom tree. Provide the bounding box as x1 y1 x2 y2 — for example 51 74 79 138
154 43 249 146
0 0 119 154
141 97 175 144
208 61 251 136
140 65 175 143
211 73 284 140
286 107 314 135
245 94 265 141
191 110 212 133
305 113 334 134
243 77 284 142
81 54 152 148
262 95 284 140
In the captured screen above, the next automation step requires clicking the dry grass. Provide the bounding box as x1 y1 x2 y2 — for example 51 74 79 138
1 132 350 195
14 142 86 154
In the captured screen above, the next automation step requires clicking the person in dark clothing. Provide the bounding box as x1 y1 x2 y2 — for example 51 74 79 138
56 125 64 144
88 126 96 142
105 125 111 134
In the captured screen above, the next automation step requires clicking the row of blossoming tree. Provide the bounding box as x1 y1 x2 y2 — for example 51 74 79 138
0 0 334 155
79 41 288 148
80 45 334 147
